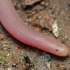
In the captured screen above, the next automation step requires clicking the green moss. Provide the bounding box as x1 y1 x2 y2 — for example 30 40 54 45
0 56 9 66
2 51 8 57
19 57 25 62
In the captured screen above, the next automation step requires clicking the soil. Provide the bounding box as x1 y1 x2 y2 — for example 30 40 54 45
0 0 70 70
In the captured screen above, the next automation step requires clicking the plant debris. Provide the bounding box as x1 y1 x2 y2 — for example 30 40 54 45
52 20 59 37
24 0 41 6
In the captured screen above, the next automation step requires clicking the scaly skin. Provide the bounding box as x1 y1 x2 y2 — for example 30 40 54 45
0 0 69 56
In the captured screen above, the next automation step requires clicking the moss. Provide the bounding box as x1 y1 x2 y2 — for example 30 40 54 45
19 56 25 62
0 56 9 66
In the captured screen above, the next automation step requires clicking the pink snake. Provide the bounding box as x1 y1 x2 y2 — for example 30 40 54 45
0 0 69 56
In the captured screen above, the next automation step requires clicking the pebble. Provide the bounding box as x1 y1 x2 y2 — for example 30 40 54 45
40 1 46 6
12 60 18 67
16 3 21 9
44 54 51 62
46 62 51 68
7 68 11 70
31 11 36 15
35 27 41 32
52 21 59 37
36 15 41 19
24 55 31 63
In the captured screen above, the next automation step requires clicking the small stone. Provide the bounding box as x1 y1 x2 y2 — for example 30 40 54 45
27 18 31 23
12 60 18 67
24 0 40 6
46 62 51 68
40 1 46 6
36 15 41 19
52 20 59 37
24 55 31 63
33 5 44 11
31 11 36 15
35 27 41 32
44 54 51 62
8 68 11 70
16 3 21 9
